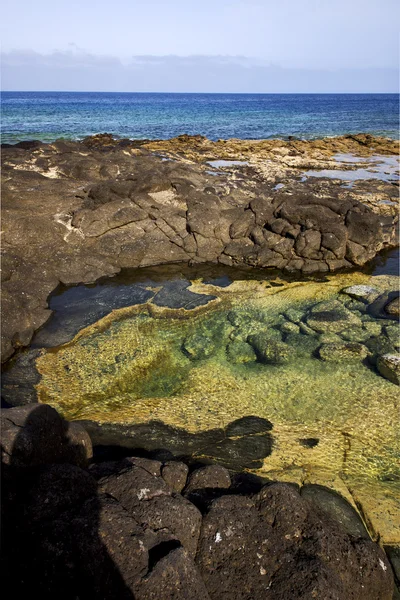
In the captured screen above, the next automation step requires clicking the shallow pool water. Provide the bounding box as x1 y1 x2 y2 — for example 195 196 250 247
207 160 249 168
304 153 399 184
3 264 399 541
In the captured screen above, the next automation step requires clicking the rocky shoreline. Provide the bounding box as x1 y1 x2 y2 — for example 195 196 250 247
1 133 398 362
1 133 399 598
1 404 397 599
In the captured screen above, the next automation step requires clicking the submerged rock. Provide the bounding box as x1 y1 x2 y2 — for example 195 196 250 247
318 342 368 362
226 340 257 364
377 354 400 385
247 333 292 364
385 296 400 318
306 299 363 334
183 331 217 360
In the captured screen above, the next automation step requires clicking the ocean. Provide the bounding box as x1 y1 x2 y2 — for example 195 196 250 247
1 92 399 144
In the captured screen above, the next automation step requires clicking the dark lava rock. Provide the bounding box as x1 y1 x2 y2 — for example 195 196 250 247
98 464 202 557
1 404 395 600
195 483 394 600
0 404 92 467
185 465 231 493
162 461 189 493
1 140 397 362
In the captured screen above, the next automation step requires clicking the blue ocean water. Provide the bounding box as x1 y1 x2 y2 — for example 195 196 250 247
1 92 399 144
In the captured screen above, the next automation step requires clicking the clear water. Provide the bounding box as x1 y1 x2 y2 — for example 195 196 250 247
1 92 399 144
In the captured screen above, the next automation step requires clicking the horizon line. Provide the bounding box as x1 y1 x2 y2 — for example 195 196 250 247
1 90 398 95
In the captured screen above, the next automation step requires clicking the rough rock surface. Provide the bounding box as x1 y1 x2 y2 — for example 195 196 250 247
1 135 398 361
377 354 400 385
0 404 395 599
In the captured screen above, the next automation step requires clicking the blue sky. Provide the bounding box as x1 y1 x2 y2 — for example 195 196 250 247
1 0 399 92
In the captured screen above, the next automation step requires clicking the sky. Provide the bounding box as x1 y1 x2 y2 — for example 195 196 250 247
1 0 399 92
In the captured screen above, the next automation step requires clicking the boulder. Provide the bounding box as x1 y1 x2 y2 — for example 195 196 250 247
377 354 400 385
247 333 292 364
162 461 189 493
195 483 394 600
318 342 368 362
341 285 380 304
306 300 362 334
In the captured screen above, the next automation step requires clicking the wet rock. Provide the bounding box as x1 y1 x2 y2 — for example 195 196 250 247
377 354 400 385
162 461 189 493
318 342 368 362
182 331 217 360
226 339 257 363
319 332 343 344
363 321 382 337
247 333 292 364
341 284 380 303
368 292 400 321
385 296 400 317
283 308 304 324
284 333 320 357
340 326 373 343
344 298 367 313
300 484 370 539
280 321 300 335
384 324 400 349
365 336 396 365
306 299 363 333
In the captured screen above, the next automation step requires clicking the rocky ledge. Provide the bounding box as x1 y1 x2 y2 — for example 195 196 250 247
1 404 397 599
1 134 398 362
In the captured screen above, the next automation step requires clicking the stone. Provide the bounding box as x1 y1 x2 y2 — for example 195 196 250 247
341 284 380 304
377 354 400 385
283 308 304 324
306 299 363 334
182 331 217 360
318 342 368 362
384 325 400 348
340 326 373 343
280 321 300 335
137 547 211 600
300 484 370 539
99 465 202 557
247 333 292 364
1 138 397 362
184 465 231 494
0 404 92 468
161 461 189 493
385 296 400 317
366 337 396 365
226 339 257 363
195 483 394 600
284 333 320 357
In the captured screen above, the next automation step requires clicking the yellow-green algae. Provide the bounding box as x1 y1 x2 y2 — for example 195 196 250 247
35 271 400 543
